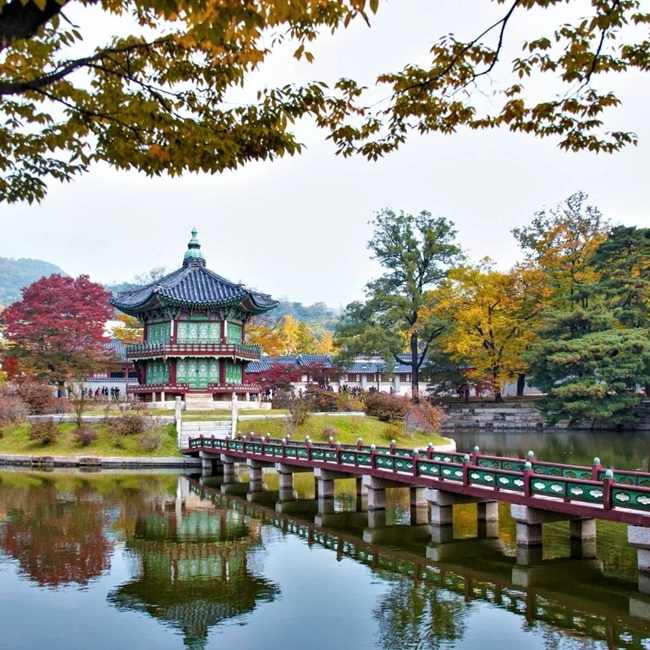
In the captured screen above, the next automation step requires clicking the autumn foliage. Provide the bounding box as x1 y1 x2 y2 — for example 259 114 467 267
2 275 114 391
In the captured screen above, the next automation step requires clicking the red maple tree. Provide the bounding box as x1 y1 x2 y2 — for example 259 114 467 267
245 362 303 392
2 274 114 394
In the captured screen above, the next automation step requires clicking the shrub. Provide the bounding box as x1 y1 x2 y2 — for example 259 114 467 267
28 419 61 444
364 392 409 422
17 381 57 415
306 386 339 412
108 412 147 439
405 397 448 434
73 425 99 447
338 393 364 412
138 421 167 451
322 425 338 441
0 385 29 429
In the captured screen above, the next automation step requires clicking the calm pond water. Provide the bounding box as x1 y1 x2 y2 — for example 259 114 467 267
1 430 650 650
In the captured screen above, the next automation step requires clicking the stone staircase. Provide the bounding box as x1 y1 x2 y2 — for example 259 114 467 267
179 420 232 449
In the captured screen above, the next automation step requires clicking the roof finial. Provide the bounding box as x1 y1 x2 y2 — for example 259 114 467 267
183 228 206 267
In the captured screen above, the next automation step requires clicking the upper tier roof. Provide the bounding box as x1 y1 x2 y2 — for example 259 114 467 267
110 229 278 316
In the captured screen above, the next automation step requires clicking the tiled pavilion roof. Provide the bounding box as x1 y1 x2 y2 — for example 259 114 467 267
110 229 278 317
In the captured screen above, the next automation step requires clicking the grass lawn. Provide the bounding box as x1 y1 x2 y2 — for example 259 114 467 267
0 413 450 457
0 422 181 457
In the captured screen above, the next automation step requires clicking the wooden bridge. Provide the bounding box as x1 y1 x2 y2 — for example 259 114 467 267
185 433 650 582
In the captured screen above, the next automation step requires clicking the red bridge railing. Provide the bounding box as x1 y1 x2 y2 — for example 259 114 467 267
186 434 650 522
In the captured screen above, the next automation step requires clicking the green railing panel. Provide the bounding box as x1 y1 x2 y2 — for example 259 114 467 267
440 465 464 481
533 463 592 480
431 452 464 464
323 450 337 462
311 449 325 461
530 477 567 498
494 472 525 491
417 461 441 477
393 449 413 458
598 471 650 488
563 481 605 504
468 469 497 487
375 456 395 471
611 487 650 511
392 457 413 472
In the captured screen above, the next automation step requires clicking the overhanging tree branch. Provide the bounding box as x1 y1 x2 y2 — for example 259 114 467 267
0 38 171 96
0 0 68 53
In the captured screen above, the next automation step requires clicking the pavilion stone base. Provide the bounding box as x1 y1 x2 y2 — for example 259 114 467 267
184 393 219 410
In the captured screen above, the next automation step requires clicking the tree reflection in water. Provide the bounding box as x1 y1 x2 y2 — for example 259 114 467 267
373 578 469 650
0 479 113 588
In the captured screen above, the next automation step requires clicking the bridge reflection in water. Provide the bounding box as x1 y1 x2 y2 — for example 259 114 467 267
181 458 650 650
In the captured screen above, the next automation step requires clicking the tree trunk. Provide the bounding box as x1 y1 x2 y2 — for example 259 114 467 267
516 373 526 397
493 369 503 403
410 333 419 403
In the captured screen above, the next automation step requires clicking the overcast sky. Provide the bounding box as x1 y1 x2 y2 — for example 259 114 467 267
1 0 648 309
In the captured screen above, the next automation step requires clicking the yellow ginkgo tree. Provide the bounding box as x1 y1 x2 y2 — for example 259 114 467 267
434 259 543 402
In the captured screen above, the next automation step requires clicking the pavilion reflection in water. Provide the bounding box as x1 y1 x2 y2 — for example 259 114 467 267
108 482 279 650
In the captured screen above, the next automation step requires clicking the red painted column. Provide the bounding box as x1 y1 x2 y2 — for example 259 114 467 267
220 358 226 386
169 359 177 385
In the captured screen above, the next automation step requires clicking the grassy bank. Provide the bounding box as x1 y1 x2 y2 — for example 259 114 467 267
0 413 450 457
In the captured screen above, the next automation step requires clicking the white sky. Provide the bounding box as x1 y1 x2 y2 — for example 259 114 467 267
1 0 649 310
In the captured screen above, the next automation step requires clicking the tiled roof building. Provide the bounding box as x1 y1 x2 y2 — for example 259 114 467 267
109 230 278 408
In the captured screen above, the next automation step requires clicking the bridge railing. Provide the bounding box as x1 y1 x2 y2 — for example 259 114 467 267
187 434 650 516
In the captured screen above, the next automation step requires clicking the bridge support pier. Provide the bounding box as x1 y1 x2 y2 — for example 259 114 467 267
410 487 429 525
356 478 368 512
426 489 499 538
246 460 267 493
627 526 650 594
275 463 313 502
511 505 597 563
220 454 242 482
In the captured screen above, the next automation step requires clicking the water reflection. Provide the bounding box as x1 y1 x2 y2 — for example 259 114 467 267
0 474 114 587
108 483 279 650
1 449 650 650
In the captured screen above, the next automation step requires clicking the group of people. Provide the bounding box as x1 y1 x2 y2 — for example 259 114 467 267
80 386 122 400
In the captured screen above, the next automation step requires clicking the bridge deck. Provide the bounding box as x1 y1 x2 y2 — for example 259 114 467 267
185 435 650 527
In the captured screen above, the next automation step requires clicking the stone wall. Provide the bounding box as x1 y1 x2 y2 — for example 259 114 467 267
441 401 650 431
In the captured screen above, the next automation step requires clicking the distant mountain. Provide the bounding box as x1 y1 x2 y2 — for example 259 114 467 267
0 258 342 334
262 300 341 334
0 257 68 305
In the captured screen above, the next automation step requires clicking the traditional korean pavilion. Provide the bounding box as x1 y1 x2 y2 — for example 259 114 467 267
110 229 278 407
